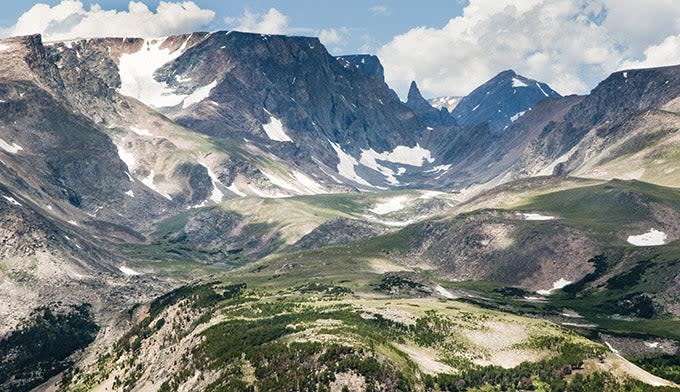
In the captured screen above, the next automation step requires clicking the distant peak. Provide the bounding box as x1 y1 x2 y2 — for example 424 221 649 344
407 81 423 101
497 69 517 78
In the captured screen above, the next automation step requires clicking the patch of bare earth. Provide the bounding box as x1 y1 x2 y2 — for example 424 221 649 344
330 371 367 392
463 321 548 369
393 343 456 375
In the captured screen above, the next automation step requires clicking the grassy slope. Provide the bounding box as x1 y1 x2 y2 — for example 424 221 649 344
58 178 680 390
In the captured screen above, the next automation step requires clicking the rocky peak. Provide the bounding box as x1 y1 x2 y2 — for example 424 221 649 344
452 69 561 132
405 81 455 128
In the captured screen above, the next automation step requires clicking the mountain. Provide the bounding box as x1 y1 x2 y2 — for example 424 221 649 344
451 69 561 132
51 32 445 189
404 81 456 127
1 28 680 391
429 95 462 112
510 65 680 186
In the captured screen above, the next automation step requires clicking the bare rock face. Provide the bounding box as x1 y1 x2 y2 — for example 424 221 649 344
405 81 456 128
336 54 385 83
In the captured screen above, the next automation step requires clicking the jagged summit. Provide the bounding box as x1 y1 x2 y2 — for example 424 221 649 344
405 80 456 128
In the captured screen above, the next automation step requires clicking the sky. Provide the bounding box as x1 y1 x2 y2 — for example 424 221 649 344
1 1 680 99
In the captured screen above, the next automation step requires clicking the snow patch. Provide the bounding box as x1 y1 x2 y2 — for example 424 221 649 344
361 144 434 168
537 144 579 176
204 166 224 203
117 38 190 108
435 285 457 299
182 80 217 109
536 82 550 97
3 196 21 206
130 126 154 137
125 190 135 198
627 229 667 246
425 164 451 173
512 77 528 87
262 110 292 142
0 44 10 52
605 341 620 354
623 71 628 79
227 183 247 197
293 170 326 194
537 278 571 295
329 141 371 186
119 266 140 276
371 196 409 215
0 138 23 154
644 341 660 349
522 212 555 221
114 143 137 170
510 110 528 122
472 104 480 111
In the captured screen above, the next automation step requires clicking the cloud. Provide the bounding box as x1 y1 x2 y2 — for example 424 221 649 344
319 28 349 45
224 8 289 35
1 1 215 41
370 5 391 16
622 34 680 70
378 0 680 98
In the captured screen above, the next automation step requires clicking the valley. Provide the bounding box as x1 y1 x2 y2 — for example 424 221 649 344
0 25 678 392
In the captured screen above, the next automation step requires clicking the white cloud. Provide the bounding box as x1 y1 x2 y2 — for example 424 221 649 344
622 34 680 70
319 27 351 48
319 28 341 45
224 8 351 52
1 1 215 41
370 5 391 16
379 0 680 98
224 8 289 35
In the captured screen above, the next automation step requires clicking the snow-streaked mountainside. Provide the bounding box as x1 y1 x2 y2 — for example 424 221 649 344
451 69 561 132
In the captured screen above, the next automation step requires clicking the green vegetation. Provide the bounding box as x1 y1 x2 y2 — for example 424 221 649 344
636 355 680 385
1 304 98 392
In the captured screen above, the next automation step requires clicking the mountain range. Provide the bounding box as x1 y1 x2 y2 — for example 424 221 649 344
0 30 679 391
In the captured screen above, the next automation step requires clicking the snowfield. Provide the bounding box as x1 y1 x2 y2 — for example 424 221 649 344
119 266 141 276
370 196 409 215
0 138 23 154
627 228 667 246
117 37 216 109
204 166 225 203
358 144 435 185
329 141 372 187
537 278 572 295
118 38 188 108
130 126 154 137
182 80 217 109
262 112 293 142
2 196 21 206
512 77 528 87
521 213 556 221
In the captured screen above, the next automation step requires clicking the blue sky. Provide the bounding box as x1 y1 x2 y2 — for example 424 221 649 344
1 1 465 54
2 1 679 98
